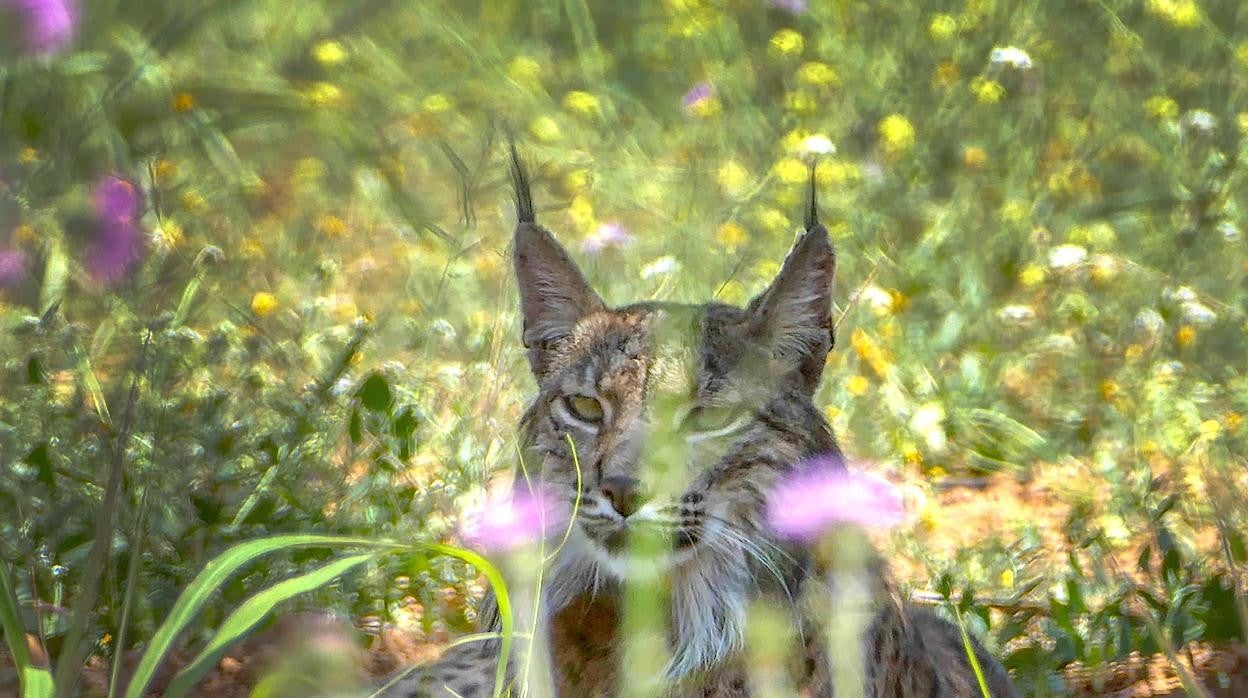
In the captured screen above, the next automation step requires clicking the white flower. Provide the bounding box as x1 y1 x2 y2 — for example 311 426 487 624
990 46 1033 70
1217 221 1240 241
801 134 836 155
859 285 893 315
640 255 680 279
1135 308 1165 336
909 402 947 452
1181 110 1217 133
1164 286 1198 303
998 305 1037 325
1181 301 1217 326
1048 244 1087 269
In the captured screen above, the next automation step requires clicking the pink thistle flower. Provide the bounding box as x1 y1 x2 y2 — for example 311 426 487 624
5 0 78 56
0 247 28 287
88 175 146 284
681 82 715 114
459 487 565 553
581 221 634 254
766 457 904 540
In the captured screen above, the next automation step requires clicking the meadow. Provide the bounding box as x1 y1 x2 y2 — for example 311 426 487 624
1 0 1247 695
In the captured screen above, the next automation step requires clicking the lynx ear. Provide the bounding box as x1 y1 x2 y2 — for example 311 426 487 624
510 145 604 374
746 165 835 392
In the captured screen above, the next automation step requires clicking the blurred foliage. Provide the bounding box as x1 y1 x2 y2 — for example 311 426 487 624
1 0 1247 694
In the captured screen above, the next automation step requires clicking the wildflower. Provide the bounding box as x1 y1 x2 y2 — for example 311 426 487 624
459 488 563 552
910 402 947 452
421 93 454 113
1100 380 1120 401
1181 300 1216 326
5 0 77 55
682 82 720 117
928 14 957 40
989 46 1033 70
562 90 602 119
1181 109 1216 134
962 146 988 168
305 82 343 107
251 291 279 317
506 56 542 85
640 256 680 279
767 0 808 15
316 214 349 237
846 375 869 396
715 222 748 250
766 458 904 540
581 221 634 254
797 62 839 87
933 61 961 87
772 157 808 184
18 147 38 164
0 248 28 287
1238 41 1248 66
1198 419 1221 440
1048 244 1087 270
172 92 196 112
1176 324 1196 347
89 176 146 284
768 29 804 57
529 115 562 142
802 134 836 156
312 40 347 66
1145 95 1179 120
998 305 1036 326
877 114 915 154
971 77 1005 104
716 160 751 197
754 207 789 235
784 91 816 116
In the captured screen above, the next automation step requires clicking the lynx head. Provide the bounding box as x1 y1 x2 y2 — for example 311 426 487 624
509 147 843 674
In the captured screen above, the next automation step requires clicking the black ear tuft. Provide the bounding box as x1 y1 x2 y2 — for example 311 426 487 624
805 160 819 231
509 140 534 225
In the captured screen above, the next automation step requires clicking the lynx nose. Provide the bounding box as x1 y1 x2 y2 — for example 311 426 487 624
599 476 646 518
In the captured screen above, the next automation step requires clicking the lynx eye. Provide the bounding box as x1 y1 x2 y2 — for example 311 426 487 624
561 394 606 424
680 405 748 438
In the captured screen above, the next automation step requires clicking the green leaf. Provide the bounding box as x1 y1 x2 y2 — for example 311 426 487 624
163 554 376 697
357 372 392 412
124 535 397 698
1 562 54 698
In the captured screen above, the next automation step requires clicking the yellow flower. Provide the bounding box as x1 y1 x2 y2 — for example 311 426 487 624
250 292 279 318
561 168 590 194
316 214 349 237
1145 95 1179 120
312 40 347 66
1198 419 1221 440
796 62 839 87
687 96 721 118
772 157 808 185
971 77 1005 104
421 93 454 113
172 92 196 112
152 158 177 185
1237 112 1248 134
1000 200 1029 224
294 157 327 182
715 221 748 250
933 61 961 87
928 14 958 40
180 190 207 212
878 114 915 154
18 147 38 164
14 224 36 244
306 82 343 107
562 90 602 119
507 56 542 85
1177 324 1196 347
754 208 790 235
1159 0 1201 27
529 115 562 142
819 159 859 185
847 375 870 396
1099 515 1131 546
1100 380 1120 401
783 91 817 116
769 29 804 57
752 259 782 280
851 328 893 378
999 569 1015 587
902 444 923 467
717 160 751 197
1223 412 1243 432
157 221 184 249
716 279 747 304
962 146 988 168
1124 343 1144 360
567 194 595 230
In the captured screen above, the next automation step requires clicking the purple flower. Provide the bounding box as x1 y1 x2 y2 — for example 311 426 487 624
766 457 904 539
459 487 565 552
88 176 146 284
0 247 28 287
681 82 716 115
581 221 635 254
768 0 808 14
5 0 77 56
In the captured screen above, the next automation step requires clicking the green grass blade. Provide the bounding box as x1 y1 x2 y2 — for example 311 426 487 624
123 535 396 698
0 562 55 698
951 604 992 698
163 553 376 697
424 544 513 698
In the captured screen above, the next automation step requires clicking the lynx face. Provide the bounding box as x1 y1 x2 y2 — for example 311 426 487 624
510 155 842 674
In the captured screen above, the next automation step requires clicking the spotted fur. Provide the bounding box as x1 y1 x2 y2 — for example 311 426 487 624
379 149 1018 697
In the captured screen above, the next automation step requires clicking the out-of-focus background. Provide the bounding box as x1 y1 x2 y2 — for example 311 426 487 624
1 0 1246 695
